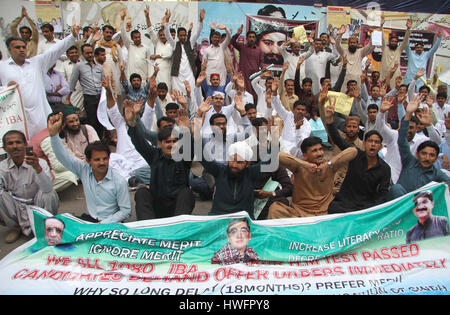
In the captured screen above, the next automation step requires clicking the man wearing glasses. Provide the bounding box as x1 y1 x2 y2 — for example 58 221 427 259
211 218 259 265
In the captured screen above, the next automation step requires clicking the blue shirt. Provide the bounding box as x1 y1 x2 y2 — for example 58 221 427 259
396 118 450 192
51 135 131 223
403 37 442 91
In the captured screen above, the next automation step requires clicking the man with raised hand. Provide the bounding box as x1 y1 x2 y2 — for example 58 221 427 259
0 22 80 139
48 112 131 224
0 130 59 243
164 8 205 96
386 94 450 201
325 100 392 213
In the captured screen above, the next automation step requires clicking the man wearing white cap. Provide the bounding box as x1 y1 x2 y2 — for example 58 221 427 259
200 140 271 219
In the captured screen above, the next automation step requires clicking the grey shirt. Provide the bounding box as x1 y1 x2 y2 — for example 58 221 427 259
69 61 104 96
0 157 54 200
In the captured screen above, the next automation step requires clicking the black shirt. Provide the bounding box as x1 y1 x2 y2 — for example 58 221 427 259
406 215 449 244
327 122 392 213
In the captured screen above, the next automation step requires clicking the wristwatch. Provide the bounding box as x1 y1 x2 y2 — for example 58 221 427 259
272 191 276 197
327 160 333 170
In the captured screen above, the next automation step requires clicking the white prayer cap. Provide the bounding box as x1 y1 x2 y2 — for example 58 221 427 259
212 91 225 98
228 141 253 161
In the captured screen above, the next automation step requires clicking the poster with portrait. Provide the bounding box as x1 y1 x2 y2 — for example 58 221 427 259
246 15 318 73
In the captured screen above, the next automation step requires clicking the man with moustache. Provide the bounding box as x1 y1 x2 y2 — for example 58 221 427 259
379 17 411 88
304 37 339 96
404 31 443 92
406 190 449 244
200 140 268 219
10 6 39 58
0 130 59 243
49 112 131 223
44 217 65 246
268 136 357 219
0 23 80 139
335 25 374 92
202 25 232 86
325 103 392 213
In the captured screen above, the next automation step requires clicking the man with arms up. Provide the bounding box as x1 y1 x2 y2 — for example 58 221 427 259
0 23 80 139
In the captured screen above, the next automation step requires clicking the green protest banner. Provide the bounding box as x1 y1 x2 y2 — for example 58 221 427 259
0 182 449 295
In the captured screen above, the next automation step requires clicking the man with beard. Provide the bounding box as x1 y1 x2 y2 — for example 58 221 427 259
200 140 268 219
0 130 59 243
49 112 131 223
380 17 411 88
386 95 450 200
231 25 265 102
406 190 449 244
60 105 99 162
335 25 374 92
324 104 391 213
318 87 364 195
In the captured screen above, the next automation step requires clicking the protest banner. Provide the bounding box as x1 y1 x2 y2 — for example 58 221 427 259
0 85 28 155
0 182 448 295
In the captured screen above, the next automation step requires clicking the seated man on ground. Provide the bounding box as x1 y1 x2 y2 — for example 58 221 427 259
0 130 59 243
49 112 131 223
268 136 357 219
325 101 392 213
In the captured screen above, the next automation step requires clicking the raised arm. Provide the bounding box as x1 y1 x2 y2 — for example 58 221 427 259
189 9 205 47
